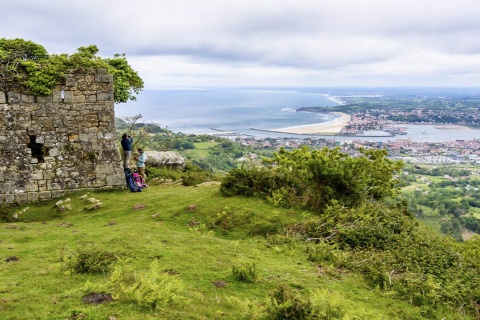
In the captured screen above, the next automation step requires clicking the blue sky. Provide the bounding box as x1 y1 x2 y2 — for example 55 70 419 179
2 0 480 88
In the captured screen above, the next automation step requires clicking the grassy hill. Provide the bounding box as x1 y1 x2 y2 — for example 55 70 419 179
1 180 478 319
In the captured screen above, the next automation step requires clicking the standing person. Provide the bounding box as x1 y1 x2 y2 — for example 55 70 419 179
136 148 147 181
121 133 133 168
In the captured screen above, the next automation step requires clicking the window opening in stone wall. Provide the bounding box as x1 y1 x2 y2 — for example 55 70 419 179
28 135 48 163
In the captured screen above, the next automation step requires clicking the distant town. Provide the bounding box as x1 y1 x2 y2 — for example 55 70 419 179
218 89 480 165
217 132 480 165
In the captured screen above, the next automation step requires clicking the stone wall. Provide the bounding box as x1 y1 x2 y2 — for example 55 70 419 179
0 69 125 204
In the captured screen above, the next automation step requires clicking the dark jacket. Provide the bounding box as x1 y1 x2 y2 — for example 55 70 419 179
121 137 134 151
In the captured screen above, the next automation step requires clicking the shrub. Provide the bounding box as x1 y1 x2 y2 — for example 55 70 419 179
264 284 318 320
61 246 118 274
220 147 403 212
104 258 184 312
0 204 16 222
145 162 220 186
145 167 183 181
232 262 258 283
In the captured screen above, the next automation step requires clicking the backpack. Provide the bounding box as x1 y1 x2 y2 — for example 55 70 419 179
125 169 142 192
133 171 148 189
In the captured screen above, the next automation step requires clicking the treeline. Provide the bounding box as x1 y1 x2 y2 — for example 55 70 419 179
407 165 470 177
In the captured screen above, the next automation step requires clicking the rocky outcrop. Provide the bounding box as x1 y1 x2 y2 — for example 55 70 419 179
144 151 185 169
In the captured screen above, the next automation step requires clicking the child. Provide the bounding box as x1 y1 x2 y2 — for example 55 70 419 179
132 170 148 188
134 148 147 182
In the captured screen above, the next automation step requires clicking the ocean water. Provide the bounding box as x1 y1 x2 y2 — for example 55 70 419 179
116 87 480 142
116 88 339 135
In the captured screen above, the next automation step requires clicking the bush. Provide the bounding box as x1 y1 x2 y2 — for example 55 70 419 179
61 246 118 274
0 204 16 222
264 284 318 320
232 262 258 283
145 167 183 181
220 147 403 212
102 258 184 312
145 162 220 186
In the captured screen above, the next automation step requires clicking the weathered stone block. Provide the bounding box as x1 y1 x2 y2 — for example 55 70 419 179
37 95 52 103
65 77 77 87
43 171 55 179
3 194 15 203
52 90 63 102
97 92 113 101
95 164 113 175
0 92 6 103
64 91 74 103
22 94 35 103
7 92 21 103
27 192 39 202
48 183 62 190
51 190 66 198
24 182 38 192
74 95 86 103
106 173 125 186
3 182 15 193
39 191 52 199
31 170 44 180
15 193 28 203
101 74 113 83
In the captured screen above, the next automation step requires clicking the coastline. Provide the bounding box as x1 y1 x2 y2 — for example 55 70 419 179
323 94 346 106
267 112 351 135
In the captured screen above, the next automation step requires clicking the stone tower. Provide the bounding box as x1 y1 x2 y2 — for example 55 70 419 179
0 69 125 204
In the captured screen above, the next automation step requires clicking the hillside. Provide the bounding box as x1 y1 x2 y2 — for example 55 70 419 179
1 180 478 319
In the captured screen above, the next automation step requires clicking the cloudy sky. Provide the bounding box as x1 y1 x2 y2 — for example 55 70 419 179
2 0 480 88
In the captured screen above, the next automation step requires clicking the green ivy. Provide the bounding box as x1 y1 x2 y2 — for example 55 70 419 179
0 38 143 103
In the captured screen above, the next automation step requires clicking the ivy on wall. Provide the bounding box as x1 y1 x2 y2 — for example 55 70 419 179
0 38 143 103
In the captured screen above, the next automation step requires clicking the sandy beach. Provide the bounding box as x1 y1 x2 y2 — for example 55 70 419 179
269 112 351 135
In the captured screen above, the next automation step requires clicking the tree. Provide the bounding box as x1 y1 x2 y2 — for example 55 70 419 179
0 38 50 96
0 39 144 103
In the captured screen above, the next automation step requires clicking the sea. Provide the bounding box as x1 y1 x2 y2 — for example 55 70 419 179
116 87 480 143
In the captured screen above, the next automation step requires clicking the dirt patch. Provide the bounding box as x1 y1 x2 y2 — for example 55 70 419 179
187 204 197 211
5 256 19 262
105 221 117 226
213 280 227 288
164 269 178 275
133 203 145 211
57 222 73 227
81 292 113 304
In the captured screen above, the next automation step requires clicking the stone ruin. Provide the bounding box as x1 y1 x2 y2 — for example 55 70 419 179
0 69 125 204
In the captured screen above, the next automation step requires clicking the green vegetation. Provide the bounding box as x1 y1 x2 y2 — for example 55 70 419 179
2 148 479 319
400 163 480 240
116 115 253 173
146 162 221 187
221 147 403 211
0 38 143 103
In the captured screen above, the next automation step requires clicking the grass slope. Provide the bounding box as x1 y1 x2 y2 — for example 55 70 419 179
0 183 473 319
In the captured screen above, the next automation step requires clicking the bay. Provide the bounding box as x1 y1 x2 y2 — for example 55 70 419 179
116 87 339 135
116 87 480 142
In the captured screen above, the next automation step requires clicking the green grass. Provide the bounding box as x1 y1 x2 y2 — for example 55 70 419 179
0 183 474 319
183 141 218 160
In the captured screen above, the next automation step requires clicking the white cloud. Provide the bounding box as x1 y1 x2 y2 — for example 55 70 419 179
2 0 480 87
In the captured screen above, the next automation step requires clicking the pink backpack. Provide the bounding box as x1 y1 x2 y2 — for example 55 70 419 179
132 172 148 188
